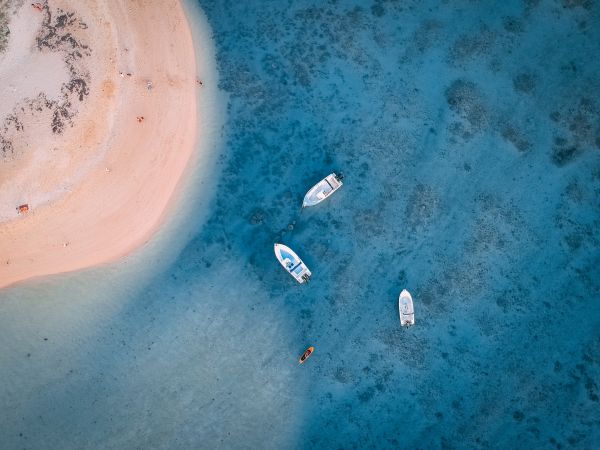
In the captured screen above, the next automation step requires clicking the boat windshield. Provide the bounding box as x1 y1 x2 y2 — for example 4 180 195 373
280 249 297 265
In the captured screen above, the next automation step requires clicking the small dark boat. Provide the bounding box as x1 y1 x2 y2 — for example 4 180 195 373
299 346 314 364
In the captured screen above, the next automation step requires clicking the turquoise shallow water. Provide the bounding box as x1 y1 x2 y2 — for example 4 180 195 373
1 0 600 448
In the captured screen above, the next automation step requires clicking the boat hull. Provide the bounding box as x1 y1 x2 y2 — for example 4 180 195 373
399 289 415 327
274 243 311 284
302 173 343 207
299 346 314 364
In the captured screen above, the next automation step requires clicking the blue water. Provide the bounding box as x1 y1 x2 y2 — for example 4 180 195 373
2 0 600 448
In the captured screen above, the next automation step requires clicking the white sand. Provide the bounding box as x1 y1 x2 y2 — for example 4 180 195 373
0 0 207 288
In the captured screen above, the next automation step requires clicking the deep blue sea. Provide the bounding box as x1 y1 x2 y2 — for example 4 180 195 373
1 0 599 448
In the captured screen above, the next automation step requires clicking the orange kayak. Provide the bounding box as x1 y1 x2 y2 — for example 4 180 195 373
299 346 314 364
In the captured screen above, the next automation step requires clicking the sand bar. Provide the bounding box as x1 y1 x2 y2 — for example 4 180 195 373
0 0 201 288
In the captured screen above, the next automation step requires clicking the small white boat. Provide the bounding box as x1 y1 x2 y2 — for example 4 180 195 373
302 173 343 208
274 243 312 284
399 289 415 327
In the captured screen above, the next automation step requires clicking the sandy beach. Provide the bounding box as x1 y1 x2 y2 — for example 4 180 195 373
0 0 202 288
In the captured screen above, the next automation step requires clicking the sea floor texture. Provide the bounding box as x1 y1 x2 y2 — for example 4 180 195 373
1 0 599 448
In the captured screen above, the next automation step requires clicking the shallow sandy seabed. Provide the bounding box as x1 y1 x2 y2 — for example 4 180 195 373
0 0 200 287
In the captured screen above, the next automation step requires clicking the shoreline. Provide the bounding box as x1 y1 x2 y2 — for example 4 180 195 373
0 0 214 288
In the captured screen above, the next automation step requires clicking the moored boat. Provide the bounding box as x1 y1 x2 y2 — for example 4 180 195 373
302 173 343 208
274 243 312 283
399 289 415 327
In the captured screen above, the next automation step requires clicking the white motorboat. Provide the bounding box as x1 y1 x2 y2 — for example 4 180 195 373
399 289 415 327
302 173 343 208
274 243 311 284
